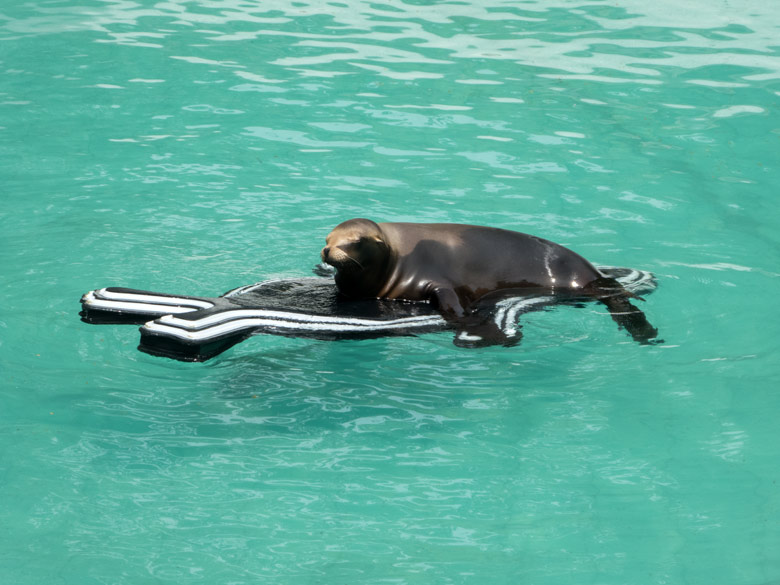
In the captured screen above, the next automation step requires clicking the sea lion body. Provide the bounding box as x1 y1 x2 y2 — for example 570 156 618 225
321 218 659 345
323 219 601 316
376 222 602 310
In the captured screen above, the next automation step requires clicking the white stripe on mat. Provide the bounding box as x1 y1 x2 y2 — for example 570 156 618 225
142 313 447 341
156 309 445 330
94 288 214 309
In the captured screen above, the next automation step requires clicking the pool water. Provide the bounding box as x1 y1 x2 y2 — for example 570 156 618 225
2 1 779 583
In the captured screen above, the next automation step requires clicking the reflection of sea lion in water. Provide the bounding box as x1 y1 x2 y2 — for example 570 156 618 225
321 218 659 346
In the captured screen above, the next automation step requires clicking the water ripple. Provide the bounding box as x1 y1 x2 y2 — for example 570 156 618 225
4 0 779 87
4 1 780 583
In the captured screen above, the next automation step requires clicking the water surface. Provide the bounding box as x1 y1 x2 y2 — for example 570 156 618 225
2 1 780 583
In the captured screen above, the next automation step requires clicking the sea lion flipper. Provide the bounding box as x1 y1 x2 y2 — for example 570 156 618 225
431 286 466 318
583 277 661 345
433 287 524 348
599 293 661 345
452 313 523 349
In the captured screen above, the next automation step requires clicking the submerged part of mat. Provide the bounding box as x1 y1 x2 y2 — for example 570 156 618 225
79 266 657 362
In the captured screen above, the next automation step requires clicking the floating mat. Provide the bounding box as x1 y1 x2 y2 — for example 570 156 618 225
80 267 657 362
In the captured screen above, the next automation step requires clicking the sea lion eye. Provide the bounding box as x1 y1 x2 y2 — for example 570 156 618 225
341 239 360 250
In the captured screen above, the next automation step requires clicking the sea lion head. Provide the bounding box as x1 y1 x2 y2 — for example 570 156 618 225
321 218 391 298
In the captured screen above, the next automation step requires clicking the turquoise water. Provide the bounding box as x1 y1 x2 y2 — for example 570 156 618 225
2 0 780 583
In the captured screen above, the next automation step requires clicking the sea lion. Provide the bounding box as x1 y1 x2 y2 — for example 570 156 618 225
321 218 659 346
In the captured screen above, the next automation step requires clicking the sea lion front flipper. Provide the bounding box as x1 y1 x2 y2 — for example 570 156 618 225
428 286 519 347
431 286 467 319
452 313 523 349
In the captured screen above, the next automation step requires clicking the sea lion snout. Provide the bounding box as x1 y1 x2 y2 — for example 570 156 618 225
321 242 357 268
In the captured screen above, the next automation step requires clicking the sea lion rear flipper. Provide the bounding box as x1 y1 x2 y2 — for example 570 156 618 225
589 279 661 344
600 295 661 345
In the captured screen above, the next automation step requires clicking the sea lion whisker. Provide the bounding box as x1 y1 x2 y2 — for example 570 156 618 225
346 255 364 270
